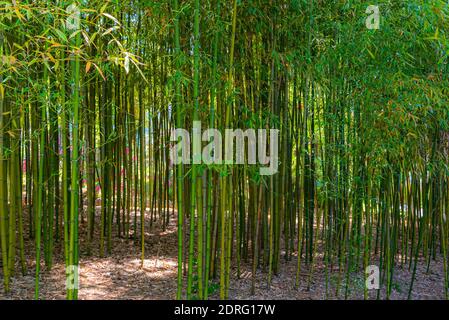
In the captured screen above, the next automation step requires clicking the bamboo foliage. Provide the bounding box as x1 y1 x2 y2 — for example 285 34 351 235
0 0 448 301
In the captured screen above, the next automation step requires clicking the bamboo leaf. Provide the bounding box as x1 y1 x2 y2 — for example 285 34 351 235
86 61 92 73
102 13 120 26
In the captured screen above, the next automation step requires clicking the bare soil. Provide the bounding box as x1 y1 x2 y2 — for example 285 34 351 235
0 209 446 300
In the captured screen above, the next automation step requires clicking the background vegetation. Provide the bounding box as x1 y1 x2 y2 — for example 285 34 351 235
0 0 448 300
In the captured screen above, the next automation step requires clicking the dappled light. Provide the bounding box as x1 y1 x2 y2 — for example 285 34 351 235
0 0 448 301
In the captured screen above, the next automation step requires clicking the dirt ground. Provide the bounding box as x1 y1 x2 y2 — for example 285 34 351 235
0 209 446 300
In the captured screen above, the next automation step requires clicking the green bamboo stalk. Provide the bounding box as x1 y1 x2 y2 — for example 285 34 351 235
0 31 10 293
187 0 201 299
68 23 82 301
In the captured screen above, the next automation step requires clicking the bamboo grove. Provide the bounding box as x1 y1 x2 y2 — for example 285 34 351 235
0 0 448 300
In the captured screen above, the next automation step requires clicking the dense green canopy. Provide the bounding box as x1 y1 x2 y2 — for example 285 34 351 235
0 0 448 300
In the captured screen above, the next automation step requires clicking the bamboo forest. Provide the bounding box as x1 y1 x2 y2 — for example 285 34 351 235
0 0 448 301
